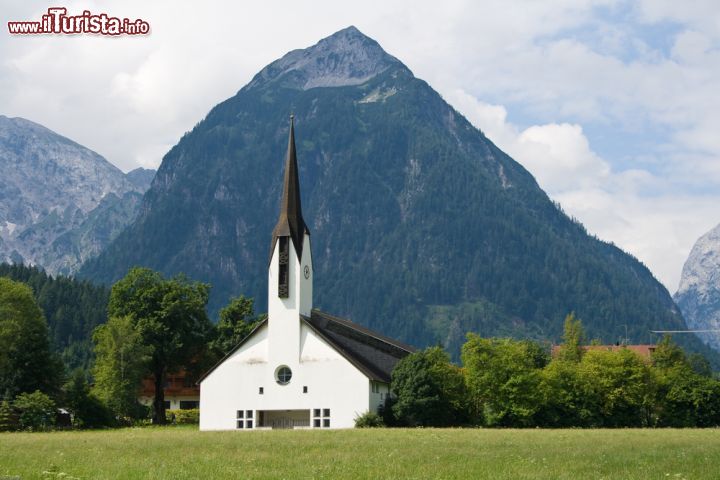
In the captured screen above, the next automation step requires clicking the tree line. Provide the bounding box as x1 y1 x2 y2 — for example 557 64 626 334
1 267 261 429
2 265 718 430
370 314 720 428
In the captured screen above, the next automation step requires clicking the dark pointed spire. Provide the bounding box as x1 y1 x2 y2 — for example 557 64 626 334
270 115 309 262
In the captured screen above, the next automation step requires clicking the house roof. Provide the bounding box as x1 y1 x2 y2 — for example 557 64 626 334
197 310 414 384
269 115 309 263
302 309 415 383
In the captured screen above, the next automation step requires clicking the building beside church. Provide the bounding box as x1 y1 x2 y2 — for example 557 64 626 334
139 370 199 411
198 117 414 430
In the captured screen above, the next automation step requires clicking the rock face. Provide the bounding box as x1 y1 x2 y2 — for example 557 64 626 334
0 116 154 274
675 223 720 350
247 26 401 91
126 167 156 192
80 26 713 362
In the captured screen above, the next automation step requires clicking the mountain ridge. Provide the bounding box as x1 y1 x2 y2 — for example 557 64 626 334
79 26 716 364
0 115 155 275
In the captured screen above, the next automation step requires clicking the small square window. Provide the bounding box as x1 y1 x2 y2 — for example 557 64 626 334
237 420 244 429
323 419 330 428
246 410 253 418
259 387 264 394
237 410 244 419
303 386 308 393
246 420 253 429
323 409 330 417
313 409 321 418
314 419 321 427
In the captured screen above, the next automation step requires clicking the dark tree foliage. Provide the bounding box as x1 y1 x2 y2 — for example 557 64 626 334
390 347 467 427
63 369 114 428
208 295 263 358
0 277 63 400
0 263 109 371
108 267 212 424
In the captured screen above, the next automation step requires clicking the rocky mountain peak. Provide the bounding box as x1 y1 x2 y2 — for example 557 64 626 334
0 116 153 274
247 26 404 91
675 222 720 350
677 223 720 296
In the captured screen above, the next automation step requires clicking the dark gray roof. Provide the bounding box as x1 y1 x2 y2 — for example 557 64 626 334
197 310 415 384
302 309 415 383
269 115 309 263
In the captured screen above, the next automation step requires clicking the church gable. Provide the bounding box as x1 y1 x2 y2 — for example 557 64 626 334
300 321 347 363
226 322 269 365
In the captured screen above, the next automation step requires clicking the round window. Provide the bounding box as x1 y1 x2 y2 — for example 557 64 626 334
275 366 292 385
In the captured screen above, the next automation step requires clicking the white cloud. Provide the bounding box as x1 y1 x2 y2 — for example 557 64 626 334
447 89 610 191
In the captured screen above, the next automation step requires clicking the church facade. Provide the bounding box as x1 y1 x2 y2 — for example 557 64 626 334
198 118 413 430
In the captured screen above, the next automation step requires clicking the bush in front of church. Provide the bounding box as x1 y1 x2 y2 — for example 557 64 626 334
166 409 199 424
354 411 385 428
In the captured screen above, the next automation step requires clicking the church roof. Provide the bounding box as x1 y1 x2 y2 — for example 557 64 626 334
269 115 309 263
302 309 415 383
197 310 414 384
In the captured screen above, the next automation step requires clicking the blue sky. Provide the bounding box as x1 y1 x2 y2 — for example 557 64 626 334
1 0 719 291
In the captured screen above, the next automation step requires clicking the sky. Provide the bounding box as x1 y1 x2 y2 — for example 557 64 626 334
2 0 719 292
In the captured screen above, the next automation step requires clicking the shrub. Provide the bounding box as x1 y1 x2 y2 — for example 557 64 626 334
391 347 469 427
354 411 385 428
166 408 199 424
13 390 56 430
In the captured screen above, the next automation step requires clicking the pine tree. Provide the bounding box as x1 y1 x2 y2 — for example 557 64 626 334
0 399 16 431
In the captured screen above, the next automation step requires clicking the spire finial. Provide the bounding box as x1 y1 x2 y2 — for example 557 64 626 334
269 112 308 263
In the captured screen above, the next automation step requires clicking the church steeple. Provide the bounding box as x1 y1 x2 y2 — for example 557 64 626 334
270 115 309 262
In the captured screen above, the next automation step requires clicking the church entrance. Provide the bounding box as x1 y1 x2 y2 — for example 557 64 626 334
258 409 310 429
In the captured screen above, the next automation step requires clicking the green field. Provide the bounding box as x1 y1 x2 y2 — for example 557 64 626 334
1 427 718 479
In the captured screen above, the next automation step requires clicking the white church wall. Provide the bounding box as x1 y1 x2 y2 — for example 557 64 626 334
369 381 390 413
199 322 371 430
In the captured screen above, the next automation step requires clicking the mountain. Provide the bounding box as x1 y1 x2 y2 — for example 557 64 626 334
126 167 156 192
80 26 715 363
675 223 720 351
0 116 155 275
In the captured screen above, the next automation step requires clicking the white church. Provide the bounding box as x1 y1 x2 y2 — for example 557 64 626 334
198 117 414 430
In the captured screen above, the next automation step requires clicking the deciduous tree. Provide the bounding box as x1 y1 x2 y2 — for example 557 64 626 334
462 335 547 426
108 268 212 424
391 347 468 426
92 315 150 422
209 296 262 357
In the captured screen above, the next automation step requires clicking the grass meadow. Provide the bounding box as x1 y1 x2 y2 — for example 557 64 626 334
1 426 718 479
